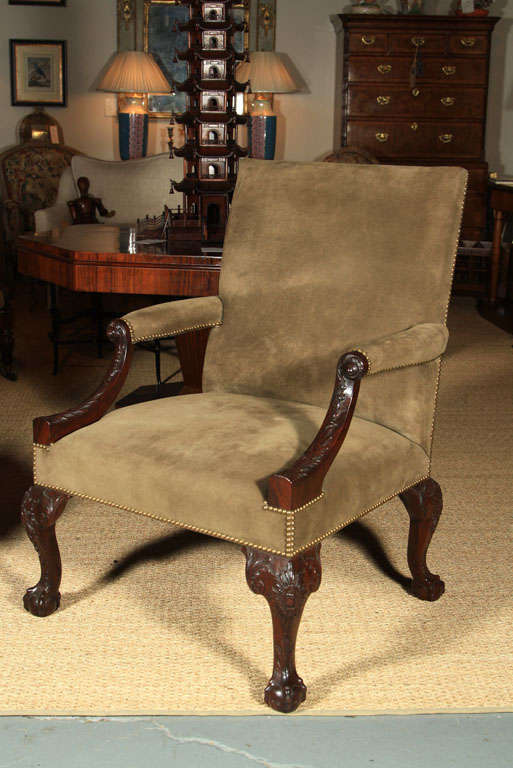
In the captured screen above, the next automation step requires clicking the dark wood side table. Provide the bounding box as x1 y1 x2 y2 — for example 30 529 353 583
16 224 221 387
478 183 513 334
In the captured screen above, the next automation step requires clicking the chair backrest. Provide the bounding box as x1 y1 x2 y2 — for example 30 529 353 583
0 143 79 232
203 160 466 449
66 154 182 224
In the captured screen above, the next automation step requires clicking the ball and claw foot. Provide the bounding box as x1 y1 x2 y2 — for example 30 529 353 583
410 574 445 602
23 584 61 617
264 677 307 713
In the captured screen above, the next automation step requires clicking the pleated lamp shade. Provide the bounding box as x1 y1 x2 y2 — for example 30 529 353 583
236 52 298 94
97 51 172 94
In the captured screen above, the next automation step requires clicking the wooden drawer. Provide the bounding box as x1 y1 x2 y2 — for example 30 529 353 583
388 32 446 54
449 33 489 55
348 31 387 53
347 56 488 85
346 120 483 159
347 84 486 119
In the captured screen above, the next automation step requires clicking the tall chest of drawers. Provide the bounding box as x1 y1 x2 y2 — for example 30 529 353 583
333 14 499 241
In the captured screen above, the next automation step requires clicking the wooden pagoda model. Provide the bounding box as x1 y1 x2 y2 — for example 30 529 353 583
168 0 248 245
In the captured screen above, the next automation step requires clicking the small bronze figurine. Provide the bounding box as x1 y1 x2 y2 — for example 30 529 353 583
67 177 115 225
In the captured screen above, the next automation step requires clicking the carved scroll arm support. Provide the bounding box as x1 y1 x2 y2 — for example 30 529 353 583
33 319 133 445
267 351 369 511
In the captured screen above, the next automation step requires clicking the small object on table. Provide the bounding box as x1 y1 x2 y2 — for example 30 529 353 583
67 177 116 225
351 0 383 13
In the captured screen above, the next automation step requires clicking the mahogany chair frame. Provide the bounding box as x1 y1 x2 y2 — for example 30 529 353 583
23 320 445 713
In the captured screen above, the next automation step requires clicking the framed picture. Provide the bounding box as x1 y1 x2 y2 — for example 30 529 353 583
143 0 248 119
9 1 66 5
10 40 67 107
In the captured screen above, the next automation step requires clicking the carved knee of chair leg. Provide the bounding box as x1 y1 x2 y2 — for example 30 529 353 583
243 544 322 713
400 478 445 602
21 485 70 617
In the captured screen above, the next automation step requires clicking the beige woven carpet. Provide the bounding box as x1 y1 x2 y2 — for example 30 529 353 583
1 293 512 715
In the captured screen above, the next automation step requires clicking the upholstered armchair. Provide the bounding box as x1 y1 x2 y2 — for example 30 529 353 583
22 160 467 713
0 143 80 270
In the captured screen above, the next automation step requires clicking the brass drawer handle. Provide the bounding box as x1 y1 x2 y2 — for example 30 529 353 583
361 35 376 46
441 96 455 106
411 37 425 47
411 122 419 131
375 132 389 142
411 88 420 97
439 133 453 143
442 65 456 76
460 37 476 48
377 64 392 74
376 96 391 105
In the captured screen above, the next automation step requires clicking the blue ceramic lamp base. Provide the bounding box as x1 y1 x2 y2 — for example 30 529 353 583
248 115 277 160
118 112 148 161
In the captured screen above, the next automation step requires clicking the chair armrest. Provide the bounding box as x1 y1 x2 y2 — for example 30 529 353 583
352 323 448 375
33 320 133 445
122 296 223 343
267 351 369 511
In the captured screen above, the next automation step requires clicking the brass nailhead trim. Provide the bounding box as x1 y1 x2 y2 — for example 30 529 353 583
263 492 325 514
289 472 430 556
33 447 429 558
125 319 222 344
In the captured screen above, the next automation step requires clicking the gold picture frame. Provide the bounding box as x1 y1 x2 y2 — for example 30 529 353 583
10 39 67 107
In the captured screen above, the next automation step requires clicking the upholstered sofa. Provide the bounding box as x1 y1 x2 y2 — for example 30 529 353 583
35 153 184 232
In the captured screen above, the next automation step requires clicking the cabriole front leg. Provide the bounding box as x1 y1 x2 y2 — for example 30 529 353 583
399 478 445 602
243 544 322 713
21 485 70 617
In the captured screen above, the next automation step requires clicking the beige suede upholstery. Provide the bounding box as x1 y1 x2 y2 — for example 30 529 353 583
34 160 467 555
34 393 429 555
123 296 224 343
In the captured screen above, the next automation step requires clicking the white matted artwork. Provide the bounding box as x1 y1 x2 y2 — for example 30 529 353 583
10 40 67 106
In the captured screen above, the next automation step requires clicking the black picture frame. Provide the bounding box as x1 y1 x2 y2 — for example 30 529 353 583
9 1 66 6
10 39 67 107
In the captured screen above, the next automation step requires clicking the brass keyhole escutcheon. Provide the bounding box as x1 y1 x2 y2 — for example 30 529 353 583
439 133 453 143
460 37 476 47
411 122 419 131
375 132 389 142
361 35 375 46
441 97 455 107
376 96 391 105
442 65 456 76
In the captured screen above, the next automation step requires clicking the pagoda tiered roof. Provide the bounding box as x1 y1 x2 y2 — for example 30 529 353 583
172 177 238 195
174 77 247 94
174 110 247 125
174 141 247 159
175 46 247 63
177 19 245 33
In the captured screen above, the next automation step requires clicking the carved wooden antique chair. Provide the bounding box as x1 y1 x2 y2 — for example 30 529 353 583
22 160 466 713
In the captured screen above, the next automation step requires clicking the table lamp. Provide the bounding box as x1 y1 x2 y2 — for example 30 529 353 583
237 52 298 160
97 51 172 161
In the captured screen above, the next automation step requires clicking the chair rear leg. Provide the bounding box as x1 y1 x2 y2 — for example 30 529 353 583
243 544 321 713
21 485 70 617
399 478 445 602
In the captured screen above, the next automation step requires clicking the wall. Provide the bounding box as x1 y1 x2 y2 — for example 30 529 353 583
1 0 511 173
275 0 513 175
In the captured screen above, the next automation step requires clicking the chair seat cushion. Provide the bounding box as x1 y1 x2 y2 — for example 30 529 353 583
34 392 429 555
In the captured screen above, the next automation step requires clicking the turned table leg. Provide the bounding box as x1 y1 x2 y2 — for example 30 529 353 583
243 544 322 713
489 209 504 305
